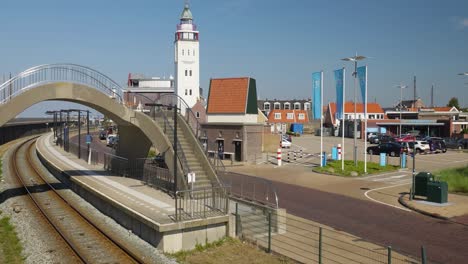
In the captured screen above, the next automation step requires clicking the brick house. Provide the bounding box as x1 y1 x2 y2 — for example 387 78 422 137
201 77 262 162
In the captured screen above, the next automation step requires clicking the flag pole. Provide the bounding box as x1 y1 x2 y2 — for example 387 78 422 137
320 71 324 167
342 67 346 171
364 66 368 174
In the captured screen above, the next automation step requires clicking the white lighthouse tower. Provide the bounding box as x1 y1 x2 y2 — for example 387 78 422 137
174 2 200 109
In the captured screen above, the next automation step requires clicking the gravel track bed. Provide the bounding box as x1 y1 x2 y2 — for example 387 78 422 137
1 140 178 264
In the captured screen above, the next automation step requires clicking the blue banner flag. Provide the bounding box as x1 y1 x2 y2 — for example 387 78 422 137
357 66 367 114
334 68 344 119
312 72 322 119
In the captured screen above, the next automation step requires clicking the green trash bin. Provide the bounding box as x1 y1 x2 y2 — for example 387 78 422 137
427 181 448 203
414 172 434 197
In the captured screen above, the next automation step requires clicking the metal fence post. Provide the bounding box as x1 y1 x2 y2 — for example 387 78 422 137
268 211 272 253
421 246 426 264
319 227 322 264
387 246 392 264
235 202 240 237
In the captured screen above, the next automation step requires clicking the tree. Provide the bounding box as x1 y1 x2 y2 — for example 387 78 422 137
447 97 460 109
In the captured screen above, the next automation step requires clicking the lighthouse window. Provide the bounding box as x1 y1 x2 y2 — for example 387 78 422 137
185 89 188 95
193 50 195 56
189 70 192 76
190 89 192 95
188 50 190 55
182 49 184 56
185 70 188 76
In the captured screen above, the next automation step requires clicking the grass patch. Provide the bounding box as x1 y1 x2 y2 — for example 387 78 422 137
0 215 24 264
168 237 293 264
435 165 468 193
313 160 399 177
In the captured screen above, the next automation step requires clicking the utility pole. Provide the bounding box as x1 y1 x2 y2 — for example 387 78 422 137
413 76 417 105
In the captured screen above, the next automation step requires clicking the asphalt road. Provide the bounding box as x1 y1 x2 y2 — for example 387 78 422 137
274 179 468 264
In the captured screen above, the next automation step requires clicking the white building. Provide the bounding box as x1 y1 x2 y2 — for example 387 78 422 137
174 3 200 109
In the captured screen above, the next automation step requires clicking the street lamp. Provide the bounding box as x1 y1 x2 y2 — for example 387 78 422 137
342 54 367 166
395 84 408 137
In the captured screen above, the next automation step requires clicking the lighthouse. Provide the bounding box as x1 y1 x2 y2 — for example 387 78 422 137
174 2 200 109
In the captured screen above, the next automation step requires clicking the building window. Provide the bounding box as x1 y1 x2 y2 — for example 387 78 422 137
298 113 305 120
294 102 301 110
188 50 190 55
304 103 310 110
189 70 192 76
274 102 280 109
185 70 188 76
193 49 195 56
185 89 188 95
369 114 375 119
287 113 294 120
284 102 290 110
196 112 200 118
264 102 270 110
182 49 184 56
274 113 281 119
189 89 192 95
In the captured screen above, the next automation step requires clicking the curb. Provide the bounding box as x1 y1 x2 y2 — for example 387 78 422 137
398 193 449 220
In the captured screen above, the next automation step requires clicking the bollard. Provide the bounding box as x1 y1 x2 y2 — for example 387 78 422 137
401 153 407 168
421 246 426 264
332 147 338 160
235 203 240 237
337 144 342 160
294 151 297 161
277 148 282 166
287 151 290 163
318 227 322 264
268 211 272 253
387 246 392 264
322 152 327 167
300 149 303 158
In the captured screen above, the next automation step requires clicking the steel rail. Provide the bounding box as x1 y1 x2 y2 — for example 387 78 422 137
11 137 142 263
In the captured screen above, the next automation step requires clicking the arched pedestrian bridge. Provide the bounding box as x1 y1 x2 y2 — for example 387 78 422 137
0 63 219 191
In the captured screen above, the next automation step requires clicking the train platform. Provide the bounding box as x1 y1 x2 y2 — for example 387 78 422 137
36 133 229 252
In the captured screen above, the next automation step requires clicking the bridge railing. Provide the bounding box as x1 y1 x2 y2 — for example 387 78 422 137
0 64 123 104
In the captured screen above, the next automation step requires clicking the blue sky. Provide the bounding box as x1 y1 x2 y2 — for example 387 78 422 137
1 0 467 117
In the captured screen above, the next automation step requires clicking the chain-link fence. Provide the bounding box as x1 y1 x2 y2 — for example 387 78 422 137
233 201 430 264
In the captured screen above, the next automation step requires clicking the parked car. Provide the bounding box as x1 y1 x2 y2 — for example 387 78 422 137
370 134 393 144
443 137 468 150
395 134 416 142
400 141 430 154
367 142 404 157
367 133 377 142
99 130 107 140
281 139 291 148
457 138 468 149
424 137 447 153
106 134 118 147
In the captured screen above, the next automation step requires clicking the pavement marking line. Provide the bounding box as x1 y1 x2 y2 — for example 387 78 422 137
357 171 407 180
372 175 408 182
364 183 412 212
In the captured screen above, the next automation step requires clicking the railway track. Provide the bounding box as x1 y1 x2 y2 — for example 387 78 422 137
10 137 142 263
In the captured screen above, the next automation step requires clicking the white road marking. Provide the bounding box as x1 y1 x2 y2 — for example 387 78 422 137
364 183 412 212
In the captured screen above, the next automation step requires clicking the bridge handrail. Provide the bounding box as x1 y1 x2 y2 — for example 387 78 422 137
0 63 123 104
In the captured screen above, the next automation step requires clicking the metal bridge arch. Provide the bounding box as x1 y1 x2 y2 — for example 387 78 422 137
0 64 123 104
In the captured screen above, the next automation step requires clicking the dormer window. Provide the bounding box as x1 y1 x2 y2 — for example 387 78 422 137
274 113 281 119
284 102 291 110
304 103 311 110
264 102 271 111
294 102 301 110
274 102 280 110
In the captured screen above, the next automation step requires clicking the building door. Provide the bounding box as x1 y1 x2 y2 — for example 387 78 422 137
217 140 224 159
234 141 242 161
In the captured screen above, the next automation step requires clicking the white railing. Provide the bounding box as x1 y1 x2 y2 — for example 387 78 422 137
0 63 123 104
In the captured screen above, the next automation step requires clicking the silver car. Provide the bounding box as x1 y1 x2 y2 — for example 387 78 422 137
402 141 430 154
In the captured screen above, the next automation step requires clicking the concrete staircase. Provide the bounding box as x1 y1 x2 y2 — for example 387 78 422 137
154 114 214 190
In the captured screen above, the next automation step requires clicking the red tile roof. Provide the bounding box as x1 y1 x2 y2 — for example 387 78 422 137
329 102 384 113
267 109 309 123
207 77 249 114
